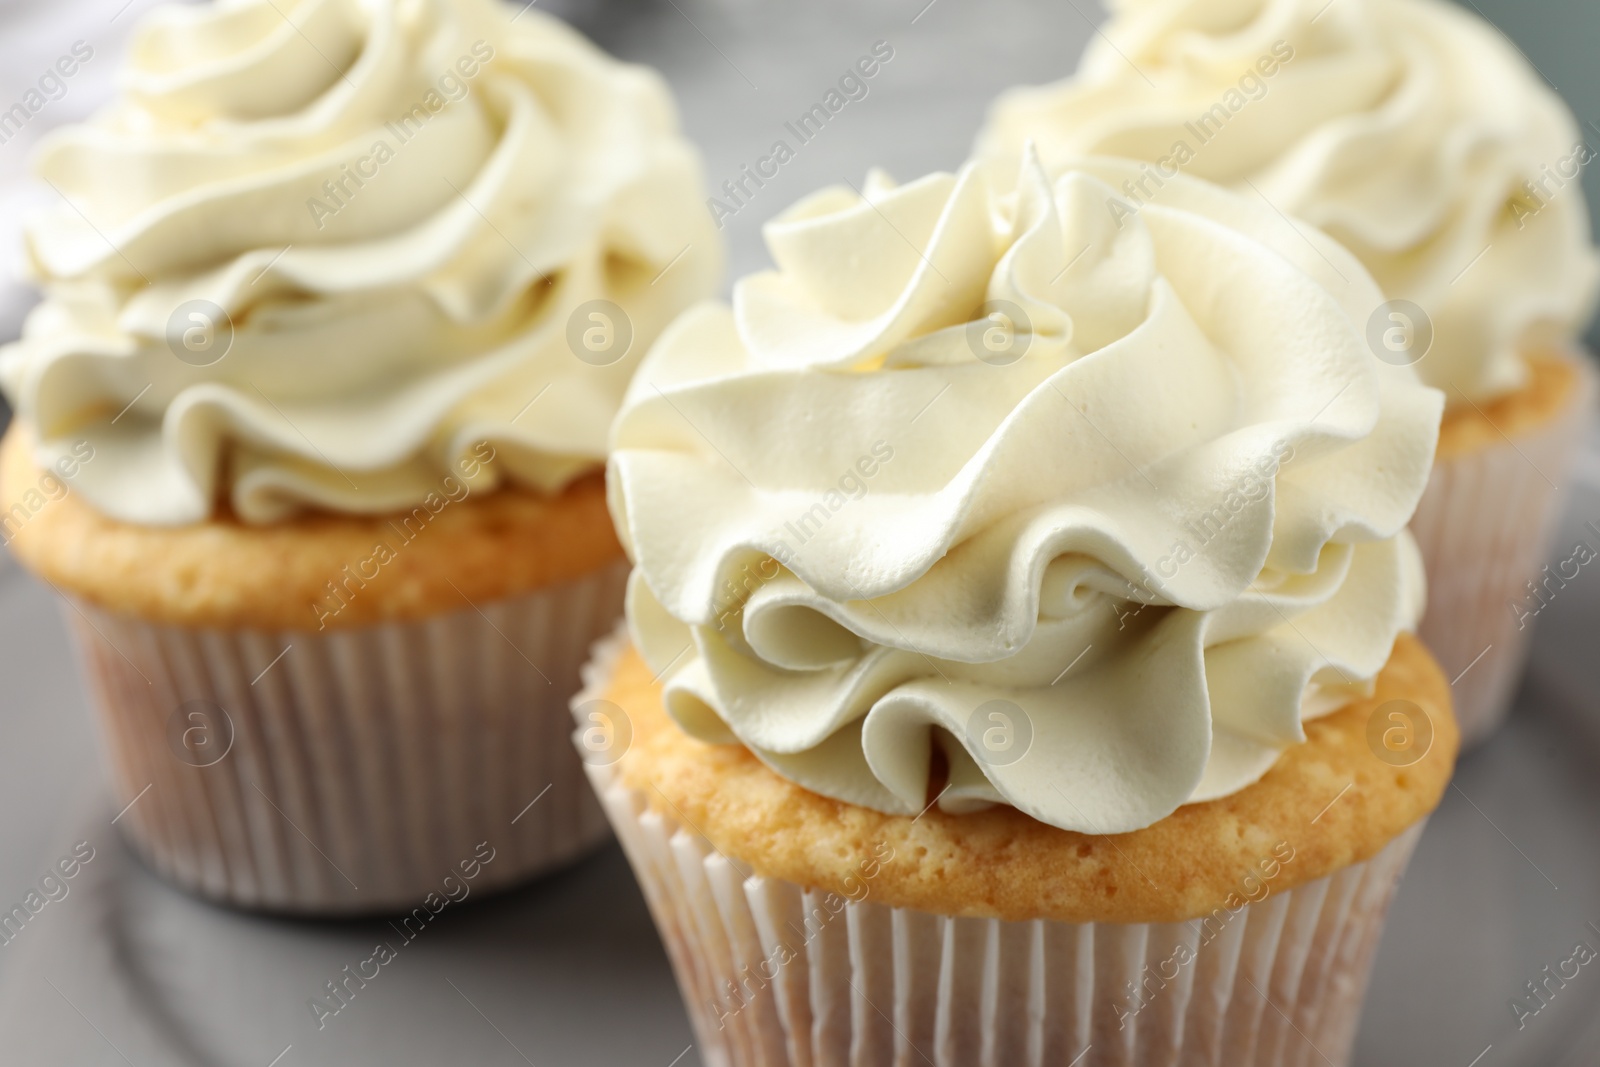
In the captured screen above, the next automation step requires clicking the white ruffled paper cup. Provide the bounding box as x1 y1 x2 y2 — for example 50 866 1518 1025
1410 350 1597 746
574 632 1437 1067
585 760 1421 1067
64 561 627 914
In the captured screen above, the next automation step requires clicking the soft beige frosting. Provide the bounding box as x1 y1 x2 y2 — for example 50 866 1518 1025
0 0 719 524
609 153 1442 834
978 0 1598 405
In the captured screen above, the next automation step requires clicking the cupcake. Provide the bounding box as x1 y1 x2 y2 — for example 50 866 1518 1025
0 0 719 912
586 153 1456 1066
976 0 1600 744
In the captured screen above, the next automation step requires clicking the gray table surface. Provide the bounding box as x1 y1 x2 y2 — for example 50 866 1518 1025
2 1 1600 1064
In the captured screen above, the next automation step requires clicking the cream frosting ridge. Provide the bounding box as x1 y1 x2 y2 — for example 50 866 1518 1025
977 0 1598 405
0 0 719 524
609 153 1442 834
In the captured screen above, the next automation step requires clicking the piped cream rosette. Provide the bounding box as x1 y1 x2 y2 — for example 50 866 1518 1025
977 0 1599 406
0 0 718 525
609 151 1442 836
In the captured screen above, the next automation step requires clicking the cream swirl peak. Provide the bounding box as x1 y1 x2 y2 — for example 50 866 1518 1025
977 0 1598 405
610 153 1442 834
0 0 719 524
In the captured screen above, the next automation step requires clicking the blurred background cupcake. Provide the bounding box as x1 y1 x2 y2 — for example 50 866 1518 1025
0 0 719 912
589 152 1456 1065
977 0 1600 747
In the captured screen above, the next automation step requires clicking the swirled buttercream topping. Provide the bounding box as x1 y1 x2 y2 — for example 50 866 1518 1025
978 0 1598 405
0 0 719 524
609 153 1442 834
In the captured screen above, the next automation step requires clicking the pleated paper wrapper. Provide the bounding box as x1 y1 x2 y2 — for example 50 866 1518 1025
63 558 629 914
1410 353 1597 747
576 633 1426 1067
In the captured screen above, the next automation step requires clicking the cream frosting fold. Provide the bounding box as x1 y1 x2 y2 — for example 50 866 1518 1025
610 153 1441 834
0 0 719 524
978 0 1598 404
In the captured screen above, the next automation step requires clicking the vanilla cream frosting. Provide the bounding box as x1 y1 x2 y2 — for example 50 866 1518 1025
0 0 719 524
610 153 1441 834
978 0 1598 405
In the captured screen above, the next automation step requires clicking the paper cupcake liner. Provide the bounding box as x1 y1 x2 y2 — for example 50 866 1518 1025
1410 356 1597 746
577 634 1424 1067
61 558 629 914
